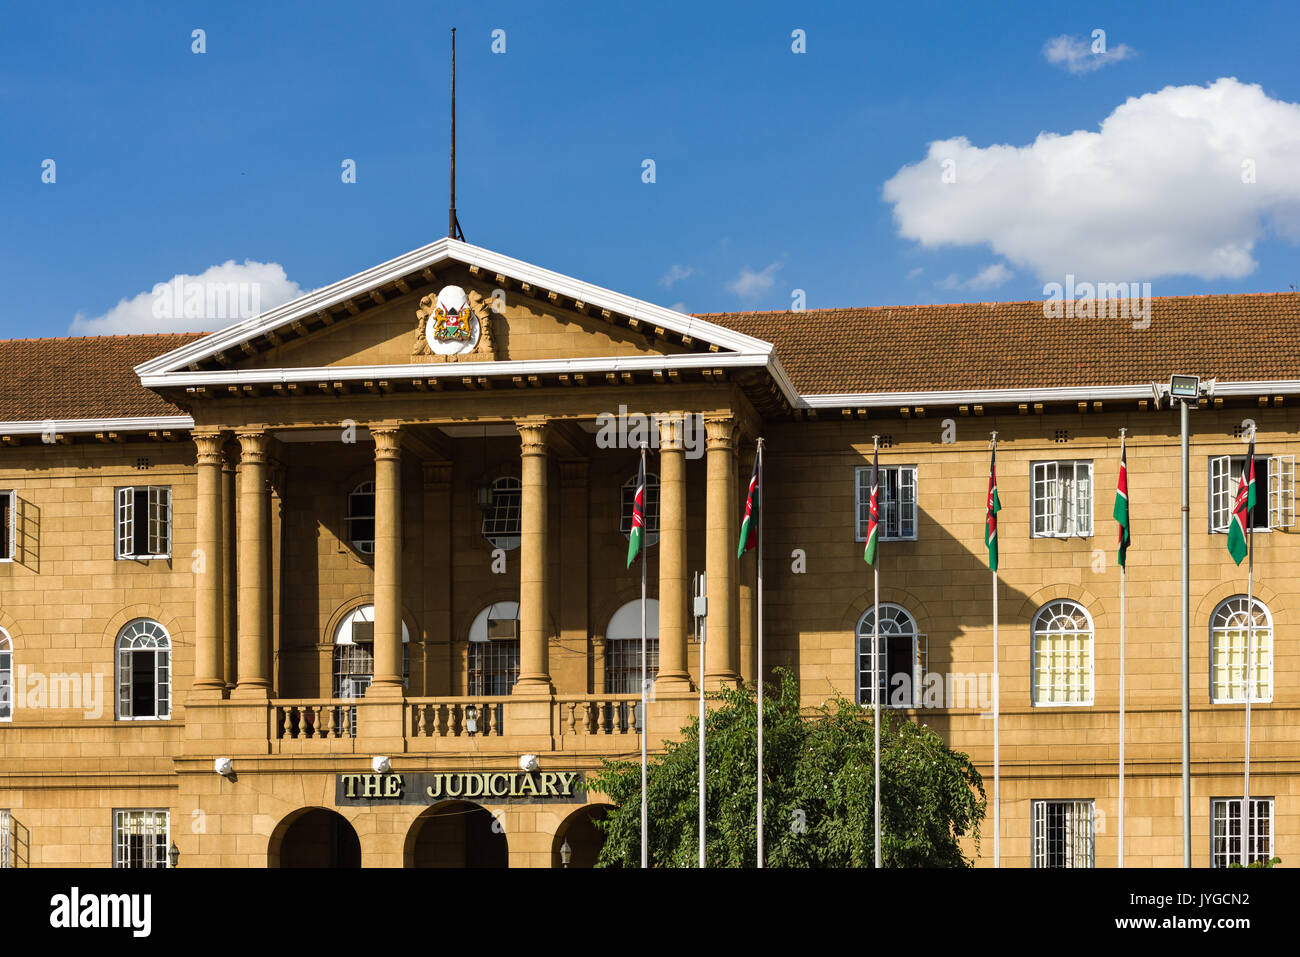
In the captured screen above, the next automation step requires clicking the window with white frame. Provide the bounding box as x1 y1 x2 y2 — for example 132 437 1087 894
0 489 15 561
1209 454 1294 532
1031 461 1093 537
116 619 171 720
1210 596 1272 703
1031 600 1094 706
0 809 9 868
113 809 170 869
115 486 172 560
0 628 12 721
481 477 522 550
855 466 917 541
1212 797 1273 867
856 604 926 708
620 472 661 547
346 481 376 555
1032 799 1095 867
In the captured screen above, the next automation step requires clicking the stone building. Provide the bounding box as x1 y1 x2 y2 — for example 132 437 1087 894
1 237 1296 867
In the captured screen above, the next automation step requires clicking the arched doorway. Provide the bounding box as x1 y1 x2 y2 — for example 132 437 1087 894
552 804 612 868
405 802 508 868
271 808 361 868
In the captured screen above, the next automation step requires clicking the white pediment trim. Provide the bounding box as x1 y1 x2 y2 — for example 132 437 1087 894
135 238 775 377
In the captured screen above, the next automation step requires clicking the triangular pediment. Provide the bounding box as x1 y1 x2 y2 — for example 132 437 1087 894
136 239 774 382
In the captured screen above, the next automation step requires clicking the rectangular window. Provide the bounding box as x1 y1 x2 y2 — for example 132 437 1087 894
0 490 14 561
116 487 172 559
113 809 170 869
855 465 917 541
1031 461 1093 537
858 634 927 708
1211 798 1273 867
1032 799 1094 868
0 809 9 868
1210 455 1293 532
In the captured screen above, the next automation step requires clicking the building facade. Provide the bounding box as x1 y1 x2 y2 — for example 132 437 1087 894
1 237 1297 867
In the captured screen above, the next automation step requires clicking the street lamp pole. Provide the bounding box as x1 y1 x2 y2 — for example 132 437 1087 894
1180 394 1191 868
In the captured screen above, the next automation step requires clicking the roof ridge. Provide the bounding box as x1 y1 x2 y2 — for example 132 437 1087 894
0 331 210 345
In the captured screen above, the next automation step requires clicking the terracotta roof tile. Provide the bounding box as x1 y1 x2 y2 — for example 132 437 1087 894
0 333 206 421
698 292 1300 395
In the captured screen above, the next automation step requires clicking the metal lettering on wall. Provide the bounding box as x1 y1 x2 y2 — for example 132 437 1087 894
336 771 585 806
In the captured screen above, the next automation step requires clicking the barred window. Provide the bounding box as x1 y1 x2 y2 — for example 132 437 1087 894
0 489 15 561
620 472 661 547
468 602 521 697
113 809 170 869
115 619 171 720
1210 597 1272 703
1031 461 1092 537
1032 800 1094 868
346 481 376 555
481 477 522 551
856 604 922 708
605 599 660 694
0 629 11 722
1212 797 1273 868
331 605 410 699
115 486 172 559
855 466 917 541
1032 600 1094 706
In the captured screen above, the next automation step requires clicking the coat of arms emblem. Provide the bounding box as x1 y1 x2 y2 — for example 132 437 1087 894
413 284 495 361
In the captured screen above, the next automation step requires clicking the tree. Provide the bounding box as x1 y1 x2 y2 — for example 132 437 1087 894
586 669 986 867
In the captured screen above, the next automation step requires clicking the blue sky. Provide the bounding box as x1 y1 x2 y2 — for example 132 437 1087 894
3 0 1300 338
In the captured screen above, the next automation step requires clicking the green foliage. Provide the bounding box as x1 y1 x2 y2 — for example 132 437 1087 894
1228 856 1282 868
586 669 985 867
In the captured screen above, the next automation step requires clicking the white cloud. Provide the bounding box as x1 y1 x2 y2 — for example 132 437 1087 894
906 267 924 280
1043 33 1135 74
935 263 1013 292
882 78 1300 283
727 262 782 299
71 260 303 335
659 264 695 288
669 301 688 313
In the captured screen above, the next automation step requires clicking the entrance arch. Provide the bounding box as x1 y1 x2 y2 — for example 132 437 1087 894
405 801 509 868
552 804 612 868
270 807 361 868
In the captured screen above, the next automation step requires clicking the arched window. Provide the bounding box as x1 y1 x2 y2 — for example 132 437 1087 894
332 604 410 699
346 481 376 555
620 473 661 547
116 619 171 720
0 629 12 722
482 477 522 551
1211 596 1272 703
605 599 660 694
468 601 521 696
856 604 918 708
1032 600 1093 706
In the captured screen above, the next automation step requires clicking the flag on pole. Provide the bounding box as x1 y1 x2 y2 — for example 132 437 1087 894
1114 444 1131 568
864 447 880 565
985 445 1001 571
627 450 647 568
737 447 762 558
1227 437 1256 566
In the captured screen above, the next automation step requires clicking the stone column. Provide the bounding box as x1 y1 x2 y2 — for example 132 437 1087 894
515 417 553 693
233 429 272 698
370 425 405 696
656 413 691 692
192 430 226 698
704 415 739 687
221 444 238 689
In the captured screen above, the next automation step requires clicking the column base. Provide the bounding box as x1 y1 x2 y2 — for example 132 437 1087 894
229 683 272 700
366 680 406 699
512 675 554 695
654 673 693 694
704 673 741 691
186 683 228 703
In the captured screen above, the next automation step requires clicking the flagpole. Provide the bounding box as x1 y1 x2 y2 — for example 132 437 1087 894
1118 428 1127 869
756 438 765 869
697 571 706 868
991 431 1000 870
872 434 881 869
640 444 648 870
1244 433 1255 866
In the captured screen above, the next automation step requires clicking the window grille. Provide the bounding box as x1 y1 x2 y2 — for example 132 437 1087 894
481 477 522 550
1032 800 1094 867
469 636 519 696
0 490 14 561
1054 429 1070 443
346 481 376 555
1032 600 1094 705
855 465 918 541
116 619 171 719
1211 798 1273 867
1031 461 1092 537
113 809 169 868
1210 597 1272 703
620 472 661 546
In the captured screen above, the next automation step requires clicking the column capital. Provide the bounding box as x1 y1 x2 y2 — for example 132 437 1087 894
658 412 687 452
516 417 549 455
193 429 227 466
703 414 738 451
235 428 270 465
372 423 403 461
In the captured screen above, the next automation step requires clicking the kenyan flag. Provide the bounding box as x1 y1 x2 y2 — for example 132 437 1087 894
627 450 647 568
1227 436 1256 566
1114 443 1131 568
985 445 1001 572
863 447 880 565
737 444 762 558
